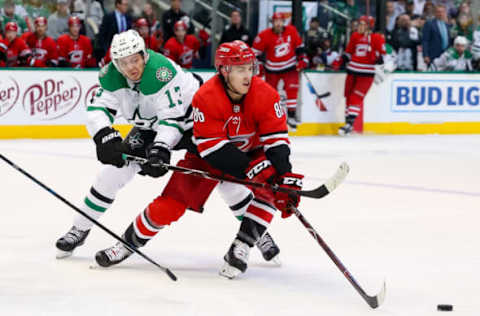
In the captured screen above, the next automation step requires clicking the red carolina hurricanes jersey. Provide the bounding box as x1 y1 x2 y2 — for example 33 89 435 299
193 75 289 158
163 34 200 69
345 32 386 74
0 37 30 67
57 34 95 68
22 32 58 67
252 25 303 72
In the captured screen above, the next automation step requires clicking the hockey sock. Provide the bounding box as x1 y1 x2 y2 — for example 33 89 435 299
73 187 114 231
237 198 275 246
230 193 253 220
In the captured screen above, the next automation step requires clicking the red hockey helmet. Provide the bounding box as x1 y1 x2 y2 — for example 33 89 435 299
215 40 256 71
5 21 18 32
358 15 375 29
271 12 285 21
135 18 149 28
68 16 82 27
174 20 187 31
34 16 47 26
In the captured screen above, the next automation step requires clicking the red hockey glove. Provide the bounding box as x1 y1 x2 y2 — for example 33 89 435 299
198 29 209 45
245 156 276 184
331 56 342 71
274 172 304 218
296 58 308 71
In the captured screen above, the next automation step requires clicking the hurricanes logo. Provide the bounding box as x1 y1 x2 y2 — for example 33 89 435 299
156 67 173 82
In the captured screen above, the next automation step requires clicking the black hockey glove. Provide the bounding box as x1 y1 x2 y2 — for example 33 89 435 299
93 127 125 168
140 142 171 178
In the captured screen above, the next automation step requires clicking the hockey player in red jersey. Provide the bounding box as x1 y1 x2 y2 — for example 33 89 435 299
22 17 58 67
93 41 302 279
57 17 96 68
163 20 200 69
135 18 162 52
332 16 386 135
0 22 33 67
252 12 309 130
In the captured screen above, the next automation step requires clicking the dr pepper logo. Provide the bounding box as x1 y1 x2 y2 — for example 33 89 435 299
22 77 82 120
0 77 20 117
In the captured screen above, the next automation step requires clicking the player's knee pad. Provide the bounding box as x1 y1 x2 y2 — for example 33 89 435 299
93 165 138 198
146 196 187 226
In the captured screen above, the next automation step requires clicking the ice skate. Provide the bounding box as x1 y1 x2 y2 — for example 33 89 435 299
56 226 90 259
95 242 133 267
256 232 281 265
338 123 353 136
220 238 251 279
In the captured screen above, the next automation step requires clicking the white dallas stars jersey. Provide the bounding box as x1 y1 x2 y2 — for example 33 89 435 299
86 49 199 149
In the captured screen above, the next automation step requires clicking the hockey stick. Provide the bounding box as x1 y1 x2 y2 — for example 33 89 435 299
123 154 349 199
291 205 386 309
304 72 331 99
0 153 177 281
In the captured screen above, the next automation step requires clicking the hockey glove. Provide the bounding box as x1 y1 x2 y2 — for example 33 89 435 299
296 56 309 71
274 172 304 218
245 156 277 184
93 127 125 168
140 142 171 178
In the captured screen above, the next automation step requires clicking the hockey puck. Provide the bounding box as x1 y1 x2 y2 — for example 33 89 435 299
437 304 453 311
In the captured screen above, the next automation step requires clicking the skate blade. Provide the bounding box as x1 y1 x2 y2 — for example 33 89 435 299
219 262 242 279
56 249 73 259
268 255 282 266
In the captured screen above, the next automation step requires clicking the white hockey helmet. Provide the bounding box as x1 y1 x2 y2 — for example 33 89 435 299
454 36 469 46
110 30 148 70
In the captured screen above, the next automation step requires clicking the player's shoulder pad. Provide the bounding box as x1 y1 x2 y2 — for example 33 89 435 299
98 62 128 92
193 75 223 112
138 49 178 95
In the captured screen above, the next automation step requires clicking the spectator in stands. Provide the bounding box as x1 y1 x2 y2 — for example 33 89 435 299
219 9 252 46
394 0 406 16
57 16 95 68
386 1 398 34
471 16 480 65
22 16 58 66
391 14 421 70
316 0 332 30
430 35 472 71
47 0 70 40
1 0 28 34
422 1 435 20
163 20 199 69
0 21 31 67
161 0 194 42
451 13 473 41
422 4 451 67
310 33 339 70
25 0 49 29
0 0 28 19
96 0 132 60
305 17 327 63
142 2 161 35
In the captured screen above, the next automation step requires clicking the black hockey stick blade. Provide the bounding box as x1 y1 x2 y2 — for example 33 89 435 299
299 162 349 198
317 91 331 99
0 153 177 281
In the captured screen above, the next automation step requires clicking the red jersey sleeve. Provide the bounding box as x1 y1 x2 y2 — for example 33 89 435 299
253 82 290 151
192 91 230 158
373 33 387 59
344 32 358 57
252 30 267 55
46 37 58 64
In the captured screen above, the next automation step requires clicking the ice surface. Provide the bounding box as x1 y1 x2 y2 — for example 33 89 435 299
1 135 479 316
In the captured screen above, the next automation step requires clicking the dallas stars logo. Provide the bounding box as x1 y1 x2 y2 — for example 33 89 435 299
156 67 173 82
129 107 157 128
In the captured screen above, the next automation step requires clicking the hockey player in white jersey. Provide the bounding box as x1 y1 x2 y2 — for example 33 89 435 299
55 30 281 264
